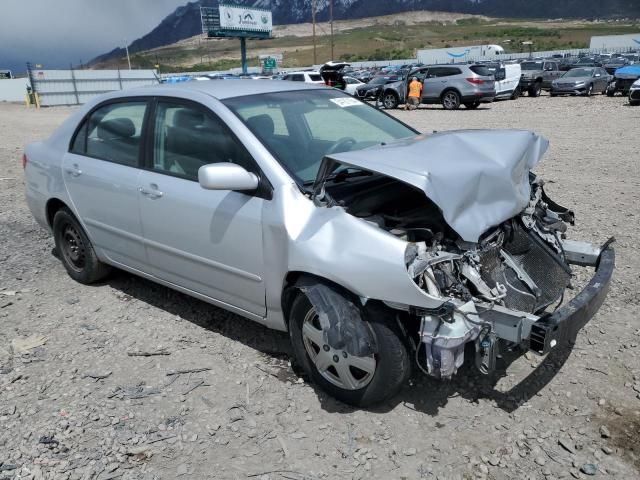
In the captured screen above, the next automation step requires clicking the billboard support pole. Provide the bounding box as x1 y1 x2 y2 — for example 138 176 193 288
240 37 248 74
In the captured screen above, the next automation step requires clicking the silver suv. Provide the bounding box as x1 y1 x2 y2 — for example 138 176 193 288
378 64 496 110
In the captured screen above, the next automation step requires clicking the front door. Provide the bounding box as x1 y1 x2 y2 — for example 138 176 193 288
138 99 267 316
63 100 148 271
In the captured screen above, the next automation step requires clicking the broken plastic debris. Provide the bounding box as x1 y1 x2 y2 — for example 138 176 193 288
11 335 47 354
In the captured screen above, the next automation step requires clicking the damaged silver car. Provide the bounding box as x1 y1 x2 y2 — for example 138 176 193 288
24 81 615 407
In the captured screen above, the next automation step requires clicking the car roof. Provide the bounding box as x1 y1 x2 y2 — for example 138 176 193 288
117 79 329 101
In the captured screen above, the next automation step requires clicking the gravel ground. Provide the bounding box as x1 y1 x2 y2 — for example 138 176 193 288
0 94 639 480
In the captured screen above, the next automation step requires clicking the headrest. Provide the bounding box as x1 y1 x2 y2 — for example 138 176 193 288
246 114 275 137
173 108 204 129
97 118 136 140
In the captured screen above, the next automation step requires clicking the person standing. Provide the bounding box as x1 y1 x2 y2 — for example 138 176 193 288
405 76 423 111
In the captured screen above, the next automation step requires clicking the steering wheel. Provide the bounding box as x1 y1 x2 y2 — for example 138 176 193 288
326 137 357 156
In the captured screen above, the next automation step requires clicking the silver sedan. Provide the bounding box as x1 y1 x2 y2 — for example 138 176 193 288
24 81 614 406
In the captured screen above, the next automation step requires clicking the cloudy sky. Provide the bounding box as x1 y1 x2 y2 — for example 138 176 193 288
0 0 190 74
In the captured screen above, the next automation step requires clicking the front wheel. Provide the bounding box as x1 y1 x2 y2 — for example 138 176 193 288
53 207 111 284
288 288 409 407
441 90 461 110
510 87 520 100
585 84 593 97
528 82 542 97
381 92 398 109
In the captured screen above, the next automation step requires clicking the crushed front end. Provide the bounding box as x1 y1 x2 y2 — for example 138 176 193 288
405 178 615 378
316 129 615 381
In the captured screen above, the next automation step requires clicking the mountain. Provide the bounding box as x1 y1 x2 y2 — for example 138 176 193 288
91 0 640 64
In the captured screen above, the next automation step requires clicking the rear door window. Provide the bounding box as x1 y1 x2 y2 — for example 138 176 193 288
469 65 492 76
291 74 304 82
71 101 147 167
308 74 322 82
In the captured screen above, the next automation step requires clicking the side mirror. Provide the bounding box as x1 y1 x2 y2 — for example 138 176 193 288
198 163 259 191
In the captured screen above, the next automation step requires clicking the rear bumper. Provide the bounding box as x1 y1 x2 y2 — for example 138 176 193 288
462 92 496 103
527 245 615 355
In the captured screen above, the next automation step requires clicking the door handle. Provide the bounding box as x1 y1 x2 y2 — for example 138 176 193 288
139 186 164 199
65 165 82 177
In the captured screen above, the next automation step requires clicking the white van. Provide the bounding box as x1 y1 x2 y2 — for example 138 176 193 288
490 63 522 100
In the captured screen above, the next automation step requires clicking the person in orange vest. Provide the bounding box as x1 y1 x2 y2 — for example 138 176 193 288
405 76 423 111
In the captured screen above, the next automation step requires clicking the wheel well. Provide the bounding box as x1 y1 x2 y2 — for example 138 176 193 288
46 198 68 227
281 272 362 329
440 87 461 99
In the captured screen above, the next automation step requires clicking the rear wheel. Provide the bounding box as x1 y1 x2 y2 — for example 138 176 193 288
53 208 111 284
606 88 615 97
441 90 461 110
463 101 481 109
288 289 409 407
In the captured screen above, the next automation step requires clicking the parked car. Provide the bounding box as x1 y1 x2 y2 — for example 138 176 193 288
606 65 640 97
378 64 496 110
23 81 614 407
550 67 611 96
519 60 563 97
354 76 400 100
319 61 351 89
629 78 640 106
281 71 324 84
603 57 629 75
569 57 602 69
343 76 365 95
486 62 522 100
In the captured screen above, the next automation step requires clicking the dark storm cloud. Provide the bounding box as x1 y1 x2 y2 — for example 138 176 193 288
0 0 189 73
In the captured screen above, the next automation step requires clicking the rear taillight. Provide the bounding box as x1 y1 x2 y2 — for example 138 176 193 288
22 153 28 169
466 77 485 85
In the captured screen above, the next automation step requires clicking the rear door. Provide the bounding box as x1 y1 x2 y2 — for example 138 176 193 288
137 98 267 316
63 99 149 271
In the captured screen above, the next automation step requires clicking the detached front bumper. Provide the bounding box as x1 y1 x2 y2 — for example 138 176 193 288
528 244 615 354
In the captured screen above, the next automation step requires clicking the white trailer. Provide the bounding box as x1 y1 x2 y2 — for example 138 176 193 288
416 44 505 65
590 34 640 51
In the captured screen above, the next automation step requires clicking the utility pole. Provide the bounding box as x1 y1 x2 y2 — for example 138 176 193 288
125 40 132 70
312 0 317 65
330 0 334 61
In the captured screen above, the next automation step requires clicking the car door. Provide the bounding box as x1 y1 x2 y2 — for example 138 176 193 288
421 68 442 101
137 98 267 316
63 99 149 272
595 68 607 91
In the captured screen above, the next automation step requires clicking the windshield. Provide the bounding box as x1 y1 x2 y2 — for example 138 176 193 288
369 76 391 85
521 62 543 71
564 68 593 78
223 89 416 185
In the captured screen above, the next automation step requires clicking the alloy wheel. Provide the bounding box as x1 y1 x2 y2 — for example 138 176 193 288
301 309 376 390
443 92 460 110
383 94 397 109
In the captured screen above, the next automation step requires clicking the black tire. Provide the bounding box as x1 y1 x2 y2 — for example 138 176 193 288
630 100 640 106
550 92 558 97
441 90 461 110
463 101 480 109
585 84 593 97
288 290 410 407
606 88 615 97
53 207 111 284
528 81 542 97
381 92 398 109
510 87 520 100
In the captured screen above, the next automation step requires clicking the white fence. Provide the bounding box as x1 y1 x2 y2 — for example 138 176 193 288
0 78 30 102
29 69 160 107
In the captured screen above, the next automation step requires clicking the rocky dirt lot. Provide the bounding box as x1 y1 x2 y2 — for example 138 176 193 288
1 94 639 480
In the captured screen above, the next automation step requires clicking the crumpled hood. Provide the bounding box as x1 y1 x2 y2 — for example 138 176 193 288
321 129 549 243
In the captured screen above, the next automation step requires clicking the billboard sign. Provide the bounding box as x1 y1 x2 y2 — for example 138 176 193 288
219 4 272 34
